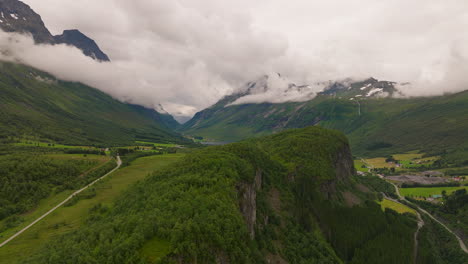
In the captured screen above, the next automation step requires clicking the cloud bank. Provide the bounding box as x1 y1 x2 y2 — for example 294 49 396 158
3 0 468 119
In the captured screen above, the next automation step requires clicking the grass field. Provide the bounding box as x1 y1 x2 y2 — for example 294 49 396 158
365 157 394 168
362 152 439 170
135 141 178 147
393 153 423 161
13 140 95 149
0 154 184 264
400 186 468 198
379 199 416 215
354 160 369 172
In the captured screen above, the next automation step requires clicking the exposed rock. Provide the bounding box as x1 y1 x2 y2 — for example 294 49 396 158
237 169 262 239
0 0 54 43
0 0 110 61
54 29 110 62
320 144 356 200
343 191 361 207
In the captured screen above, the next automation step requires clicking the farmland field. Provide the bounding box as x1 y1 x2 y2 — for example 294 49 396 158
400 186 468 198
135 141 178 147
379 199 416 215
363 152 439 170
393 153 423 161
364 157 394 168
354 160 369 172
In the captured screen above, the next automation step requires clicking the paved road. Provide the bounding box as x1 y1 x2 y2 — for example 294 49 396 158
0 156 122 248
386 179 468 254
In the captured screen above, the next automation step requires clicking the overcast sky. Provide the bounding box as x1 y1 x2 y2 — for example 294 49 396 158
9 0 468 120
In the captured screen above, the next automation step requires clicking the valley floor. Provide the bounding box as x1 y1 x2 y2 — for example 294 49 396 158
0 153 183 264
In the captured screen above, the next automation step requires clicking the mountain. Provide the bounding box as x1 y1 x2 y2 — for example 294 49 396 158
54 30 110 61
181 76 468 161
25 126 421 263
0 0 110 61
0 0 54 43
0 61 188 146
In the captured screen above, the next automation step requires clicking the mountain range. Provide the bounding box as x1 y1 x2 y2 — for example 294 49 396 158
181 75 468 163
0 0 187 146
0 0 110 61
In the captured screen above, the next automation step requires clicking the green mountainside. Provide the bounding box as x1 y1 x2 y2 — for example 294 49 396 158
0 62 187 146
26 127 421 263
181 85 468 162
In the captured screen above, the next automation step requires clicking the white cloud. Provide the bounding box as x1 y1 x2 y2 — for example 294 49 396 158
4 0 468 117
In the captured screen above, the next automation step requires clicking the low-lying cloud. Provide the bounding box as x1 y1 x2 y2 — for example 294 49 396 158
3 0 468 120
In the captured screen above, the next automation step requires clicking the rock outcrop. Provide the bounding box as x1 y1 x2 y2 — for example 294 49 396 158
0 0 110 61
237 169 262 239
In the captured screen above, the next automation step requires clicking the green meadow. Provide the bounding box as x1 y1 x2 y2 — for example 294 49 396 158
400 186 468 198
379 199 416 215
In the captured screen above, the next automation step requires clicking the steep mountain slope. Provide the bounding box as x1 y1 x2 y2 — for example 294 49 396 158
0 0 53 43
181 77 468 160
26 127 419 264
0 62 187 146
0 0 110 61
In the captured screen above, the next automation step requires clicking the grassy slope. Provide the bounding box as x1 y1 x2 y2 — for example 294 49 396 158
181 91 468 160
0 62 187 146
0 154 183 264
379 199 416 215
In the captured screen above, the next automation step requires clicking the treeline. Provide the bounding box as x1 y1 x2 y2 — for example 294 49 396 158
64 149 106 155
445 168 468 176
0 153 115 222
417 214 468 264
355 175 398 199
401 182 463 188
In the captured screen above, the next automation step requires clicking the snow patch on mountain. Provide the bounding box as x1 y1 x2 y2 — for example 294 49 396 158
228 74 324 106
366 88 383 97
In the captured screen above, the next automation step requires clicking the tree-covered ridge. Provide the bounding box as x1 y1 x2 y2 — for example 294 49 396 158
0 62 187 146
27 127 418 263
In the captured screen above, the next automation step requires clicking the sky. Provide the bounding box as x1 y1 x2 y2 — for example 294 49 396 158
4 0 468 121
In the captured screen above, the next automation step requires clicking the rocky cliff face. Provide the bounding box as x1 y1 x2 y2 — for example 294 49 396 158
0 0 54 43
320 144 356 200
237 169 262 239
0 0 110 61
236 127 357 246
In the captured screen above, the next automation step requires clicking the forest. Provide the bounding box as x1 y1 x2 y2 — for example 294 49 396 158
0 146 116 227
24 127 422 264
410 189 468 245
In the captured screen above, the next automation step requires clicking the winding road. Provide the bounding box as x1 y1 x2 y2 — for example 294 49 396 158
385 178 468 254
0 156 122 248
